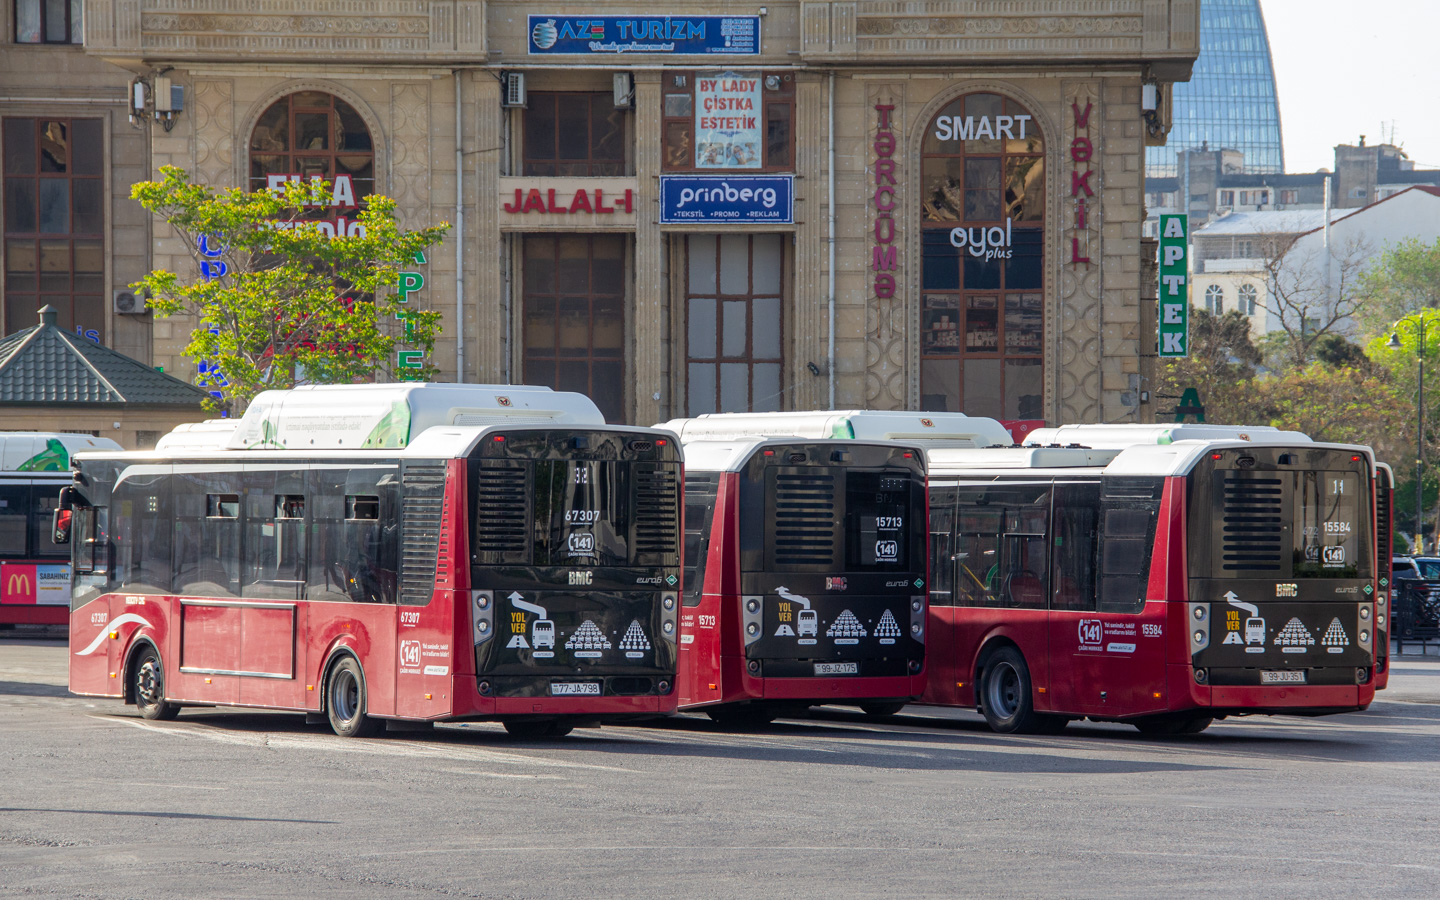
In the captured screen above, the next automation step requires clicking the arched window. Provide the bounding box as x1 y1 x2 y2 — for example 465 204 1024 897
1205 284 1224 315
919 93 1045 421
248 92 374 203
1238 283 1258 315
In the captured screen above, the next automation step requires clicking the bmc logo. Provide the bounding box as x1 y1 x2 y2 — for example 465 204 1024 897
568 532 595 553
569 570 593 586
875 540 898 561
400 640 421 667
826 577 848 591
1078 619 1103 646
1323 546 1346 564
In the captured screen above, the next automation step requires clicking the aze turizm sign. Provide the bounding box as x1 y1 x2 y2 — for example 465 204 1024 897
1158 214 1189 358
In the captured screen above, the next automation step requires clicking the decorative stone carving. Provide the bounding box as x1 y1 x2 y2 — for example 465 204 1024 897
191 79 234 189
389 82 432 229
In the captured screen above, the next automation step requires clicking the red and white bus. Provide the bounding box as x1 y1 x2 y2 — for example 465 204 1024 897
65 384 682 738
922 423 1381 734
0 433 120 628
659 411 1005 725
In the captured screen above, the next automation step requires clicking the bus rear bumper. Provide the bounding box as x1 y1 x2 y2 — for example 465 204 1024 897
756 673 926 703
1170 664 1373 714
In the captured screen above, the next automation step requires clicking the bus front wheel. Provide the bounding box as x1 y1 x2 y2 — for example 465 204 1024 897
326 656 382 738
980 646 1065 735
132 645 178 721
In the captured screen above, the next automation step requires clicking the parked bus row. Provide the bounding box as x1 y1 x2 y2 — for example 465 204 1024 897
54 384 1388 739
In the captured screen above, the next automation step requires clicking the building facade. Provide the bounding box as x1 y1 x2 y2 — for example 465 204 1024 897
2 1 1200 429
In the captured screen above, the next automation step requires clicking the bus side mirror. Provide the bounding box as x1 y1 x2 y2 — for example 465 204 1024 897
52 508 72 545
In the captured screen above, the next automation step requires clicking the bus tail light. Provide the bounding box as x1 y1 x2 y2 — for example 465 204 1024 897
910 596 925 644
1357 604 1374 653
472 590 494 646
660 592 678 643
742 595 764 647
1187 603 1210 654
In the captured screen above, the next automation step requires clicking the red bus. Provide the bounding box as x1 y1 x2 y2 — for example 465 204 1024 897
65 384 682 739
0 433 121 628
922 424 1380 734
660 411 1005 726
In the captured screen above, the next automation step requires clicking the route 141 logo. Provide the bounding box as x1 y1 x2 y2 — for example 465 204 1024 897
1322 546 1345 566
875 540 898 562
568 532 596 555
400 640 422 667
1078 619 1103 647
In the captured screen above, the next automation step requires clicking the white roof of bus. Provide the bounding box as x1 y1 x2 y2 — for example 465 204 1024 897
1022 423 1312 448
928 440 1372 479
658 410 1012 447
679 437 924 474
85 422 679 464
0 432 121 472
201 383 606 451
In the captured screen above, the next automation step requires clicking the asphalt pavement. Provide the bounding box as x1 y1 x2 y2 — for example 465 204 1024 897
4 636 1440 899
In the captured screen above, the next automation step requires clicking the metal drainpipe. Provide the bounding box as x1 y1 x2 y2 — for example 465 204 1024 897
827 69 837 410
454 69 466 382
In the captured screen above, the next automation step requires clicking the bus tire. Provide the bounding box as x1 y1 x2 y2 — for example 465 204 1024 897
980 646 1060 735
1133 714 1213 736
326 656 382 738
504 719 574 739
132 644 178 721
859 701 906 718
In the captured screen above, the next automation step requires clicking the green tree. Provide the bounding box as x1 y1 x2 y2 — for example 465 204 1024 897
1158 308 1262 421
1355 236 1440 336
1245 363 1409 463
132 166 449 412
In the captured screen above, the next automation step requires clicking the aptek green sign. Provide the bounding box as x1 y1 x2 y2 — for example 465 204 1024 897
1158 214 1189 357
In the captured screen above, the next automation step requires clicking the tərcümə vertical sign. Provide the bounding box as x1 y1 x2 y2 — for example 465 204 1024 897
1157 214 1189 358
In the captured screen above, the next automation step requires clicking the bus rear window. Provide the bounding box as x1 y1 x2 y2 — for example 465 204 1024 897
844 472 911 570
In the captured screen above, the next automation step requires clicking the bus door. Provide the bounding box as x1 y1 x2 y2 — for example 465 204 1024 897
677 473 721 707
922 486 959 706
1047 479 1167 717
393 461 454 719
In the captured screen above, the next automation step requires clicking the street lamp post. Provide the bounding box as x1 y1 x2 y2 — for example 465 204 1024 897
1389 317 1428 554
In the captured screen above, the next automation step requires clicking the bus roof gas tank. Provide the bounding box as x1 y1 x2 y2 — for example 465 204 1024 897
227 383 606 451
657 410 1013 448
1023 423 1313 449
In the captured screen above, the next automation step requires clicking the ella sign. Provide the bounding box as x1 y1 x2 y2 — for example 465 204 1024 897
1158 214 1189 357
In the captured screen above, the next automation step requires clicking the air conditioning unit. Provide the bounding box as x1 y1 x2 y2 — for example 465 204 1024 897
501 72 527 108
613 72 633 109
113 290 147 315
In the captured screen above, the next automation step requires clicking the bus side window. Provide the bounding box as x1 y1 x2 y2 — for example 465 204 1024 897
242 467 308 601
111 471 172 595
928 486 957 606
307 468 348 602
30 487 67 559
682 476 718 608
954 488 1001 607
0 485 29 556
1051 483 1100 611
1000 490 1050 610
1097 478 1163 614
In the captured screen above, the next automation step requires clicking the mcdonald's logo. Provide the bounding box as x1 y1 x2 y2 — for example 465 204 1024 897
2 564 37 603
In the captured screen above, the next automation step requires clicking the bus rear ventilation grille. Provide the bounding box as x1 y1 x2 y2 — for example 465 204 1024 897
634 465 679 556
474 464 529 555
773 473 836 565
1220 474 1284 571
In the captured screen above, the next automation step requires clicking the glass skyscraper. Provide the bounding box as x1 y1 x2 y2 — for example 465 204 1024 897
1147 0 1284 176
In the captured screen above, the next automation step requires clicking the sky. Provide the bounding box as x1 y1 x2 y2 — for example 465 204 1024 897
1261 0 1440 173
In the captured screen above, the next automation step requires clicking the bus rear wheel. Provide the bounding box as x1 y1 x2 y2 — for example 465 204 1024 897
326 656 382 738
1133 714 1213 736
504 719 575 739
980 646 1065 735
132 645 178 721
858 701 906 718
